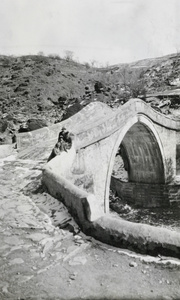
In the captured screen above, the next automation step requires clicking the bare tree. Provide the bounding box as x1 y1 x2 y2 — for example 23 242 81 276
90 60 97 68
64 50 74 62
105 61 109 68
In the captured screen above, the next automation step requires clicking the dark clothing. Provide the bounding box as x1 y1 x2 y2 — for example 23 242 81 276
12 134 17 144
58 130 72 150
63 132 72 149
59 140 68 152
58 129 66 142
47 143 61 162
47 128 73 162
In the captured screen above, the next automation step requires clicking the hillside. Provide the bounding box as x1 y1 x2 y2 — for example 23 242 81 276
102 52 180 95
0 55 90 124
1 52 180 144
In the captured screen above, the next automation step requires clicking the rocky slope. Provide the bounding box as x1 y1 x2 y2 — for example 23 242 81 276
1 52 180 143
0 55 90 137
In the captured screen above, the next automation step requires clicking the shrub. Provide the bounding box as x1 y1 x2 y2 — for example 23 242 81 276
64 50 74 62
48 53 61 60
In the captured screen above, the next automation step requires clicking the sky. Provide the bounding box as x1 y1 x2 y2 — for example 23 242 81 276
0 0 179 65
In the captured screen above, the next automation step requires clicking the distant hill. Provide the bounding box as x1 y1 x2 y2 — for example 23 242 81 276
109 52 180 93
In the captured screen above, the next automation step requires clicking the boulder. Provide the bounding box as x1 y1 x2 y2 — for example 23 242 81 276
0 120 8 133
94 81 104 93
18 119 48 132
26 118 47 131
62 101 83 121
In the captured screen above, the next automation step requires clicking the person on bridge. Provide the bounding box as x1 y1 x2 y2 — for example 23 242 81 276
47 127 74 162
47 133 72 162
58 127 73 150
58 127 66 142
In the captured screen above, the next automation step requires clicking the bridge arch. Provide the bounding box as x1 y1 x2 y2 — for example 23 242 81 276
105 114 166 213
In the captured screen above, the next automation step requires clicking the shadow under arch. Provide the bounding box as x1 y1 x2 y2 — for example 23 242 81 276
104 114 166 213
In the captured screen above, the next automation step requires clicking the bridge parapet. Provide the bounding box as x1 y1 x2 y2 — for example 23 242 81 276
16 101 112 149
73 99 180 150
17 98 180 151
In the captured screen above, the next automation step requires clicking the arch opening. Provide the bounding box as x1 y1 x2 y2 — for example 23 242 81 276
109 121 168 209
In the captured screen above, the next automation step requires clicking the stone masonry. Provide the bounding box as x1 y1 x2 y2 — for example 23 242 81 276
17 99 180 221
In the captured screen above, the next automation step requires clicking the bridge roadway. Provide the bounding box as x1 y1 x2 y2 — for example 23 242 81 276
17 98 180 257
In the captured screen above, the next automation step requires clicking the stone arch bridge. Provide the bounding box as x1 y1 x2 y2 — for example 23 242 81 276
17 98 180 224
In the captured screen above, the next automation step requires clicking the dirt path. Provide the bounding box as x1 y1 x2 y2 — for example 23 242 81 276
0 152 180 299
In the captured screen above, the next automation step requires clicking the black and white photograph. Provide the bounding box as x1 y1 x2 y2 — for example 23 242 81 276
0 0 180 299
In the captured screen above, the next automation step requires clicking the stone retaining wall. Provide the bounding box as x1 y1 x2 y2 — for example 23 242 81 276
89 215 180 258
111 176 180 207
168 184 180 206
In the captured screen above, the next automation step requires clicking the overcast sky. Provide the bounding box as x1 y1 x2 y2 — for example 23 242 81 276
0 0 179 65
